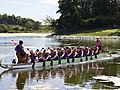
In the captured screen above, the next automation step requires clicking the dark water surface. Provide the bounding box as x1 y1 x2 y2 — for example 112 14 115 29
0 36 120 90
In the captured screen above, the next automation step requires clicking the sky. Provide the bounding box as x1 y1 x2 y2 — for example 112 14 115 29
0 0 60 22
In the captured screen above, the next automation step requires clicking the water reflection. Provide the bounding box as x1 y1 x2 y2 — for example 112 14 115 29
102 57 120 76
0 62 109 89
0 57 120 89
16 72 28 90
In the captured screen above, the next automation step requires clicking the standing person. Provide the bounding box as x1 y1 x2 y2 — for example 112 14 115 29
15 40 27 63
96 38 102 53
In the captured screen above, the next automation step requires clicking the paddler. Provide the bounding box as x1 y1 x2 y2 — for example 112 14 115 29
94 46 100 59
29 50 36 68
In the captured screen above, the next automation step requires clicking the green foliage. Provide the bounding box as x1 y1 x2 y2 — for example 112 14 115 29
0 14 42 32
40 25 53 33
53 0 120 35
42 16 55 25
0 24 8 33
42 16 56 32
0 24 54 33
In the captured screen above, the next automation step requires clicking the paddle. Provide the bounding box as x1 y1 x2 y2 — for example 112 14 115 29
58 57 61 64
72 57 75 63
0 60 2 66
67 56 70 63
80 57 83 62
32 61 35 70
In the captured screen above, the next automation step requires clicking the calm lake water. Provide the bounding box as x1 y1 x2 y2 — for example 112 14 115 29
0 36 120 90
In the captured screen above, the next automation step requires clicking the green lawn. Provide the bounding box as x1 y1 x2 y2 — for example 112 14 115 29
71 29 120 36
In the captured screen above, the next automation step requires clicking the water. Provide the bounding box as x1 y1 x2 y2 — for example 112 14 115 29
0 35 120 90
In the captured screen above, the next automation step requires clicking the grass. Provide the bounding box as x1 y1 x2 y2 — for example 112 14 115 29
39 26 54 33
0 24 54 33
70 29 120 36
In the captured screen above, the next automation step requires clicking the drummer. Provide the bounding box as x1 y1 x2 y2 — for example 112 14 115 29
15 40 28 63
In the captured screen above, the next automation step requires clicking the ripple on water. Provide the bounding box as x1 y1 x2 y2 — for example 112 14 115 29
26 82 59 90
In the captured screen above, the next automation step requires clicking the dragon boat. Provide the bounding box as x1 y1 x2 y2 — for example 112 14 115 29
0 53 119 70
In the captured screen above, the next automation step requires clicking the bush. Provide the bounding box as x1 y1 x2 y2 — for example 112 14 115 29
0 24 8 32
79 16 117 29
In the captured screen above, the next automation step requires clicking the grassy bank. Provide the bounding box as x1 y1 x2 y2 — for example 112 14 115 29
0 24 53 33
70 29 120 36
0 24 120 36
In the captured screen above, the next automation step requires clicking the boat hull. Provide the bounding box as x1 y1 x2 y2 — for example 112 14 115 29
0 53 119 70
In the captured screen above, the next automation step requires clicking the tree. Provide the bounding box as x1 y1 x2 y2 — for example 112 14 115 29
2 14 8 24
56 0 81 30
92 0 119 17
54 0 120 34
25 21 33 29
0 13 42 31
42 16 55 26
33 21 41 30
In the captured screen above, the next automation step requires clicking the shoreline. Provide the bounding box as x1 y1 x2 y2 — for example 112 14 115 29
0 33 120 40
53 35 120 40
0 33 53 37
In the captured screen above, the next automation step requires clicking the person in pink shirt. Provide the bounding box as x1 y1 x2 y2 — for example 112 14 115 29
96 38 102 53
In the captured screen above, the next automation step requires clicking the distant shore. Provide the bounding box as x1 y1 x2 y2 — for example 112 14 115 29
0 33 120 40
53 35 120 40
0 33 53 37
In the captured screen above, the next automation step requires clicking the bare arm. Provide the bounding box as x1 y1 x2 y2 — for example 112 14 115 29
44 55 51 61
60 52 65 58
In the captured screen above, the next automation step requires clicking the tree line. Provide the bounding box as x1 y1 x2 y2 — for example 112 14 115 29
53 0 120 34
0 14 42 32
